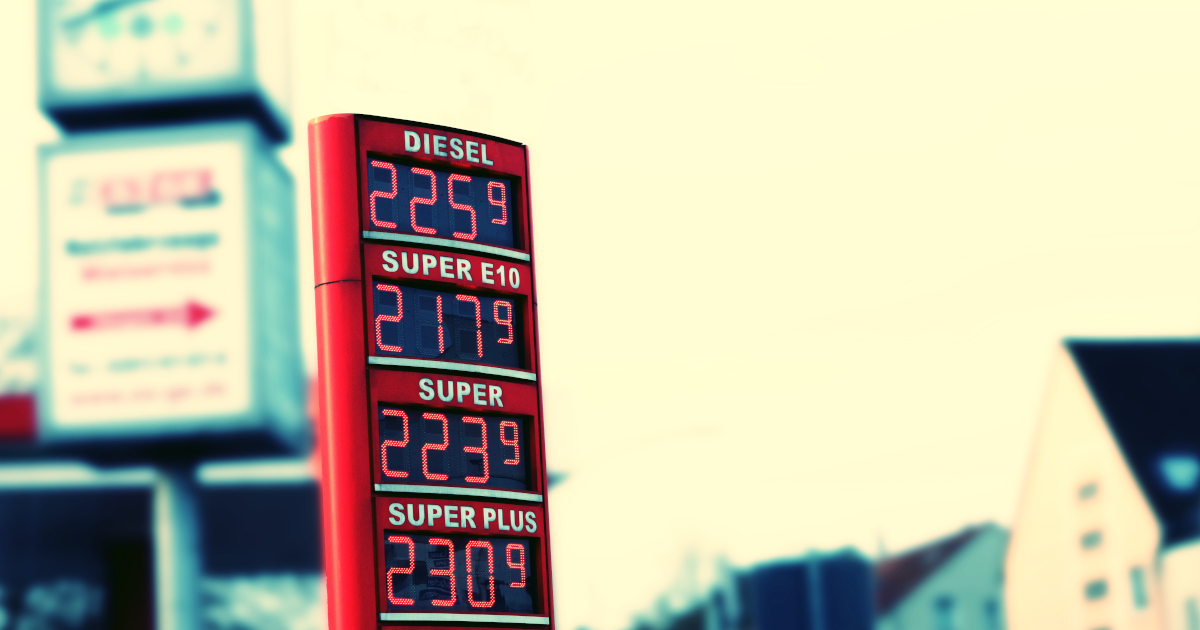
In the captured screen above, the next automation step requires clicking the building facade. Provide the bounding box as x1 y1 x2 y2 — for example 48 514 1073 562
1006 343 1170 630
876 524 1008 630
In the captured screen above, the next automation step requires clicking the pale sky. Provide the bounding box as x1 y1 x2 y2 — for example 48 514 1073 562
5 3 1200 630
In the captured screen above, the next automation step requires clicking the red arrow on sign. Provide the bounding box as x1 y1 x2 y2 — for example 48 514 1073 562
71 300 215 332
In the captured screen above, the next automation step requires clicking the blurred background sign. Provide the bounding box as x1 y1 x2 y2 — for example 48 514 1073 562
38 0 290 142
37 123 305 457
10 1 310 629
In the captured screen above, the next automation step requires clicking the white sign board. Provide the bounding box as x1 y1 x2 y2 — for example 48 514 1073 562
41 128 255 437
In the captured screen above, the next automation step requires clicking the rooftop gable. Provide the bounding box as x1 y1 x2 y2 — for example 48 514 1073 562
1068 339 1200 545
874 525 987 615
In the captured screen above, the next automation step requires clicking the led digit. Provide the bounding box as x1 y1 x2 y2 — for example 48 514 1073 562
462 417 489 483
488 181 507 225
375 285 403 352
494 301 514 345
386 535 416 605
374 285 523 369
416 294 444 358
429 538 457 606
422 413 450 481
500 420 520 465
370 160 398 229
365 163 516 248
377 410 530 491
410 168 438 235
457 295 483 358
381 409 409 478
448 174 477 240
437 295 445 354
506 544 526 588
465 541 496 608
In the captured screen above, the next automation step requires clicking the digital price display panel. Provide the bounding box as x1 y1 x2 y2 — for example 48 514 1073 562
311 115 553 630
376 407 530 491
372 283 525 369
367 160 517 249
382 534 537 613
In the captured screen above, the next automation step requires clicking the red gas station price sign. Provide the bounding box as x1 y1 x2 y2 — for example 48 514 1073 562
310 115 553 630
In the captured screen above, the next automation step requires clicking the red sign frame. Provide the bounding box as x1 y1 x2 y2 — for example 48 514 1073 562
310 114 553 630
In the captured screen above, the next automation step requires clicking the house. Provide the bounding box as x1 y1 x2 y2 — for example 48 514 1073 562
876 523 1008 630
1005 340 1200 630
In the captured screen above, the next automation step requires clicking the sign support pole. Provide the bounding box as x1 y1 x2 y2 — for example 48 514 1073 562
153 465 203 630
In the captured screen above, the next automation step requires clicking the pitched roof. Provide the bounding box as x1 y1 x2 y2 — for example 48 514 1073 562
1068 339 1200 546
874 525 987 615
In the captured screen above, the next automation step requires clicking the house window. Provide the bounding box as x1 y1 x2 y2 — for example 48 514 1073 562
1085 579 1108 601
983 599 1000 630
1130 567 1148 610
1079 482 1099 500
934 596 956 630
1081 531 1103 550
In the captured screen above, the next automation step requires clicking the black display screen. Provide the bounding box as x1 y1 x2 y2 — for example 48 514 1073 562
372 283 524 369
378 407 530 491
368 159 516 249
383 533 536 613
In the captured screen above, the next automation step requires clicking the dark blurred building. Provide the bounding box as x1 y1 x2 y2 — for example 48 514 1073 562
745 551 874 630
637 550 874 630
0 482 152 630
0 461 322 630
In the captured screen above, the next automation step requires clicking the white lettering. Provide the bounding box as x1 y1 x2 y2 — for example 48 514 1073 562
382 250 399 272
422 254 437 275
498 508 511 531
423 133 431 155
439 256 454 278
524 511 536 533
457 258 473 281
450 138 465 160
408 504 425 526
461 506 477 528
428 504 443 523
482 262 495 284
433 135 448 157
437 380 455 402
420 379 506 407
509 267 520 289
404 131 420 152
402 251 420 274
389 502 405 525
481 143 495 166
466 141 480 163
445 505 459 527
483 507 496 529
